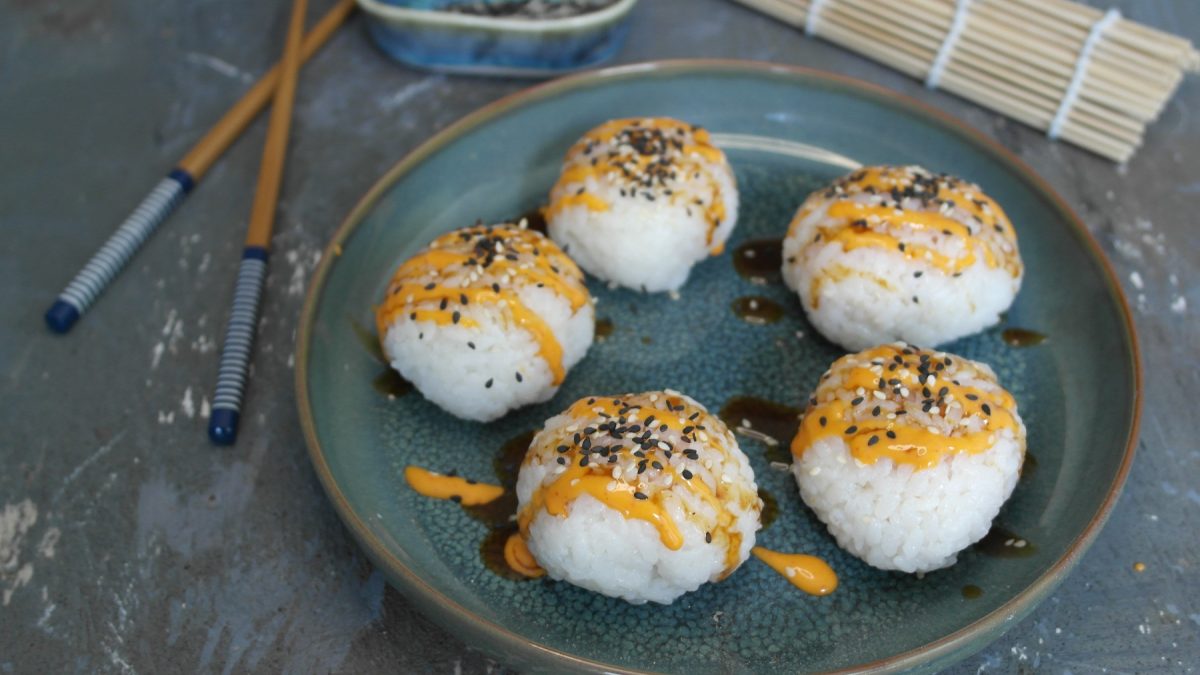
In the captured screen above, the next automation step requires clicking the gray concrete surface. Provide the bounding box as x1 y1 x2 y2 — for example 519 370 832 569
1 0 1197 672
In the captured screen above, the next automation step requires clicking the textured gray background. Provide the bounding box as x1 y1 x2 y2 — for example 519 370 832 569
1 0 1197 672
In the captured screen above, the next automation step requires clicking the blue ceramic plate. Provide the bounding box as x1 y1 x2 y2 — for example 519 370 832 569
297 61 1140 673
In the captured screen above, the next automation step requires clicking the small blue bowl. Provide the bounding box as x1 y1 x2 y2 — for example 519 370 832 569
358 0 639 77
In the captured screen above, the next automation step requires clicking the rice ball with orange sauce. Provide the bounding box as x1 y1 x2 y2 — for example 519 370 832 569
544 117 739 293
782 166 1022 350
791 343 1026 573
375 222 594 422
516 391 761 604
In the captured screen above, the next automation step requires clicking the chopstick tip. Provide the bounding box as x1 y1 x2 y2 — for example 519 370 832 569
45 299 80 334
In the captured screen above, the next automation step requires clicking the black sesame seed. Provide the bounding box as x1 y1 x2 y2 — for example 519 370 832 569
515 372 523 383
681 469 693 480
484 378 493 388
705 532 712 543
451 311 461 324
845 426 858 434
851 396 864 406
450 495 462 503
556 456 566 465
819 416 827 427
868 436 879 446
981 403 992 415
872 406 881 416
966 394 979 401
652 461 663 470
914 271 923 278
886 430 897 439
634 491 648 500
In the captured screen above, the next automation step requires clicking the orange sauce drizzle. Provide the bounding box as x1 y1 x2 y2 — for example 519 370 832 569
404 466 504 506
791 345 1020 470
752 547 838 596
378 286 566 384
546 118 730 248
518 394 757 576
518 463 685 550
376 226 586 386
789 166 1019 277
503 532 545 578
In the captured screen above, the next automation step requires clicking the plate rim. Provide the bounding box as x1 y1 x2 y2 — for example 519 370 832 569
295 58 1142 674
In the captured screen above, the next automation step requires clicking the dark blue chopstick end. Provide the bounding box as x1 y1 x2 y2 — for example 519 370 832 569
45 299 80 334
208 409 240 446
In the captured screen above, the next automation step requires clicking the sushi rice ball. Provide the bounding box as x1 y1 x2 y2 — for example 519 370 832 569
516 391 761 604
375 222 594 422
545 117 739 293
791 343 1026 573
782 165 1022 350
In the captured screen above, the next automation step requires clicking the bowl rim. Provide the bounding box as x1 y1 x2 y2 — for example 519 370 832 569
356 0 640 32
295 58 1143 674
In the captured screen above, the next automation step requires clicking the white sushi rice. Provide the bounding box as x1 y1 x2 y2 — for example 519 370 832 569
381 285 593 422
782 166 1022 350
516 391 760 604
791 344 1027 573
792 432 1023 573
378 224 594 422
547 118 739 293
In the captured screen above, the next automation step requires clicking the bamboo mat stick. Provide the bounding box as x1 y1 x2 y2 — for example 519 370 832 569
44 0 355 334
209 0 309 446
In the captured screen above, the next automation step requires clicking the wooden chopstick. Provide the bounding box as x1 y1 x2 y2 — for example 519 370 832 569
44 0 355 334
208 0 310 446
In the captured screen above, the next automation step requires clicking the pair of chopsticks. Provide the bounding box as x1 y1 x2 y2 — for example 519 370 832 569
46 0 356 445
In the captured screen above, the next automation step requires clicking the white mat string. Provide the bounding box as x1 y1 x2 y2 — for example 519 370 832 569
926 0 973 89
1049 8 1121 139
805 0 832 36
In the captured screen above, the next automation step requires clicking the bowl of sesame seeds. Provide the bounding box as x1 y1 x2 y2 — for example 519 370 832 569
297 60 1140 673
358 0 638 76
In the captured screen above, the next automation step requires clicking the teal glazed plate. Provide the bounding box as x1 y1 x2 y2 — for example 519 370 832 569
297 61 1141 673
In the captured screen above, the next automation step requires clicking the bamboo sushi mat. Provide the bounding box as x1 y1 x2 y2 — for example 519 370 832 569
732 0 1200 162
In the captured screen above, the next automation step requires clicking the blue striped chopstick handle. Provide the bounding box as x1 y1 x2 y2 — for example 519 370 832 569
45 169 195 333
208 247 269 446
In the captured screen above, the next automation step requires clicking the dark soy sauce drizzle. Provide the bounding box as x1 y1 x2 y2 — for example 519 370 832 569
480 525 528 581
1002 328 1048 347
1021 452 1038 481
732 296 785 325
475 430 539 579
759 488 779 530
465 430 533 527
732 238 784 285
962 584 983 599
373 370 414 398
351 318 386 363
510 208 548 234
351 318 413 399
976 526 1036 558
595 318 615 340
719 396 802 465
